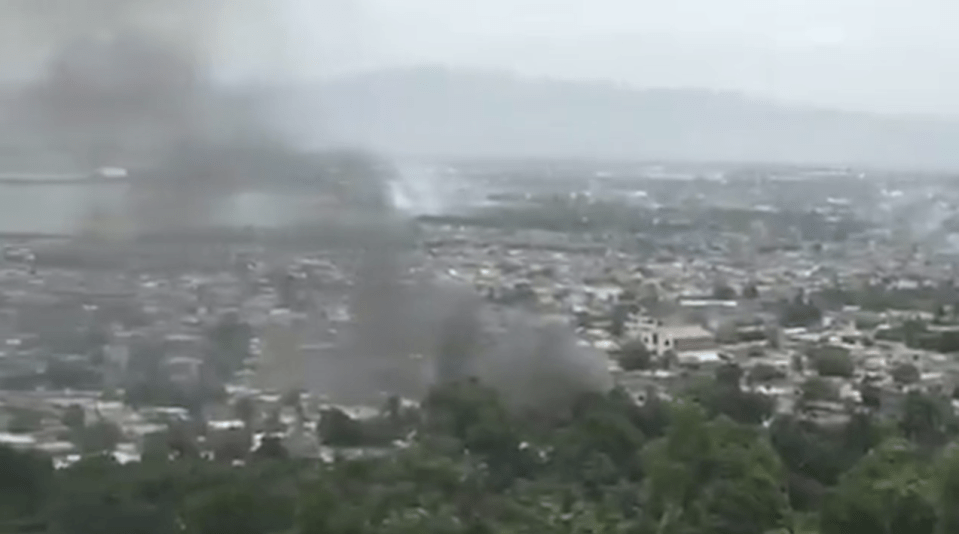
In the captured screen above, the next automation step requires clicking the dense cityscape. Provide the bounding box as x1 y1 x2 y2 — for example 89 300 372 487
0 160 959 533
2 1 959 533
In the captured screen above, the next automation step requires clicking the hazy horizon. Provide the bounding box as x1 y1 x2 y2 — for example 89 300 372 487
272 0 959 117
1 0 956 172
2 0 954 118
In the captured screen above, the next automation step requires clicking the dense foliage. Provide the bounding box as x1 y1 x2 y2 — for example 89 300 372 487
3 370 959 534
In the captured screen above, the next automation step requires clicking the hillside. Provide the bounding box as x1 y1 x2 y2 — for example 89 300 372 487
275 67 959 170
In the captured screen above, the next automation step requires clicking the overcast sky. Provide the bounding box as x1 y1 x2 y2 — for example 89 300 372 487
1 0 953 116
278 0 959 116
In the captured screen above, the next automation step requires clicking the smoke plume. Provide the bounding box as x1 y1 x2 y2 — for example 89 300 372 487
1 0 287 232
1 0 613 413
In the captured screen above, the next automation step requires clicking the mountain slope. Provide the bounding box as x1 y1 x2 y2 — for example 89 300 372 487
283 67 959 170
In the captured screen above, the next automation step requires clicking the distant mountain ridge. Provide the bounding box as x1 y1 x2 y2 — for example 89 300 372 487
266 67 959 170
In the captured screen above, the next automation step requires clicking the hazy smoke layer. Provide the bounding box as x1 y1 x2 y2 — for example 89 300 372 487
2 0 287 232
328 268 614 412
2 0 613 413
476 316 614 412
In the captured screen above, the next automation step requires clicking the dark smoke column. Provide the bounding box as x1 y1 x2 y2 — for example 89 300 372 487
23 33 202 168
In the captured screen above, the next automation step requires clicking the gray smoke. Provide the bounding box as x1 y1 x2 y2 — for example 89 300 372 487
1 0 288 232
1 0 613 413
334 258 614 412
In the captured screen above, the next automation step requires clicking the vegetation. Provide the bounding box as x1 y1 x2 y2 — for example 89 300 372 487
810 346 854 378
618 341 653 371
3 368 959 534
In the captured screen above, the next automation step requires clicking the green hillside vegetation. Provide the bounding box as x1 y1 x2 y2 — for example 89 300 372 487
2 370 959 534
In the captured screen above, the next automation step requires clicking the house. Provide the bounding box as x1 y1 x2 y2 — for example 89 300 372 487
636 324 716 356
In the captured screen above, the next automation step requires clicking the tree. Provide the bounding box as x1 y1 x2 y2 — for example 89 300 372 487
232 397 256 429
791 353 804 373
861 382 882 409
715 363 744 388
811 346 855 378
687 366 775 425
766 325 782 349
0 445 53 522
935 444 959 534
45 359 101 390
643 405 790 534
748 363 785 384
892 363 921 385
317 408 367 447
608 303 629 338
421 379 530 484
252 436 288 460
618 340 652 371
7 409 42 434
211 429 252 463
713 283 737 301
184 483 294 534
781 299 823 328
799 377 840 405
47 456 180 534
899 391 958 450
549 391 647 484
167 421 201 460
80 420 122 454
820 439 936 534
281 389 304 421
62 405 86 433
205 313 252 379
263 409 284 434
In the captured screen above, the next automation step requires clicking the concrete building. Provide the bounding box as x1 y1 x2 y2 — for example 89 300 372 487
636 324 716 356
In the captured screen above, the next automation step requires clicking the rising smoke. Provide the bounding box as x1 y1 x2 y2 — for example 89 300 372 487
1 0 288 232
0 0 613 413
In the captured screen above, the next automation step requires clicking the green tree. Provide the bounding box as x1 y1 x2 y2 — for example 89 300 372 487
79 420 122 454
0 445 53 523
899 391 959 450
609 303 630 338
211 428 252 463
252 436 288 460
687 366 775 425
643 404 790 534
748 363 785 384
7 408 43 434
48 457 179 534
317 407 368 447
892 362 921 385
61 404 86 433
820 439 936 534
811 346 854 378
934 444 959 534
184 483 294 534
799 377 840 407
232 396 256 429
713 283 737 301
549 391 646 485
618 340 652 371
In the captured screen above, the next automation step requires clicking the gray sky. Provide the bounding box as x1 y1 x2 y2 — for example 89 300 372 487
279 0 959 116
1 0 953 116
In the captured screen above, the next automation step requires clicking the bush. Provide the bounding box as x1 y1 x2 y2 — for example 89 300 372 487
811 346 854 378
748 363 786 384
619 341 652 371
891 363 921 385
800 377 840 404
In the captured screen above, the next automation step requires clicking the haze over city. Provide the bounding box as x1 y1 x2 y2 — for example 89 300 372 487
1 3 959 534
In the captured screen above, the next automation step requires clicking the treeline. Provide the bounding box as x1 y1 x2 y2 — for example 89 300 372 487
417 199 864 243
3 369 959 534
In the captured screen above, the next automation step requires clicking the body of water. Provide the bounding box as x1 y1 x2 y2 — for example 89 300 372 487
0 183 322 234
